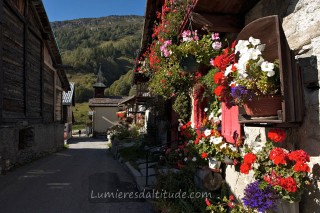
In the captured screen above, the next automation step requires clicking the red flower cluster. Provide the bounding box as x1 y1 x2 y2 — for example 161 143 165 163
213 72 224 84
214 85 226 97
201 152 208 159
288 150 310 172
179 122 193 139
240 153 257 174
269 148 287 165
264 172 298 193
267 129 287 143
213 48 234 71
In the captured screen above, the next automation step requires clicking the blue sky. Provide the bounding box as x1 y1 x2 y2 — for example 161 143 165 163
42 0 147 21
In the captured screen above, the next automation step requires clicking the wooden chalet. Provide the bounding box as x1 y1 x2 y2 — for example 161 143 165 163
0 0 70 168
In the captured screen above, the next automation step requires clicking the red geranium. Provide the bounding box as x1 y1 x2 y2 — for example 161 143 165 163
293 162 310 172
201 152 208 159
243 153 257 164
278 176 297 193
240 163 252 174
267 129 287 143
269 148 287 165
288 150 310 163
214 85 226 97
213 72 224 84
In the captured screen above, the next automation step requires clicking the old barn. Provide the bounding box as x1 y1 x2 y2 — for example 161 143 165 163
0 0 70 168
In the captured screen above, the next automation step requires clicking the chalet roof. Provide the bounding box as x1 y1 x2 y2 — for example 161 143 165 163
89 96 128 107
32 0 70 91
63 82 75 106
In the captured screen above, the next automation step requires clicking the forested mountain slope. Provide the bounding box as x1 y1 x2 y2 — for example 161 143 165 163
51 15 144 102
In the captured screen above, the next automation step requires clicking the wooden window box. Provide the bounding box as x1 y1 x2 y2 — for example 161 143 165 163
235 15 304 127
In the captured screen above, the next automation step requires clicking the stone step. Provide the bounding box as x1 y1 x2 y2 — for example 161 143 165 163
138 162 158 170
140 168 156 177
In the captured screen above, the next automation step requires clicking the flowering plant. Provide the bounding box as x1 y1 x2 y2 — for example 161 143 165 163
242 180 279 212
193 109 240 162
212 37 281 107
229 37 281 106
240 128 311 203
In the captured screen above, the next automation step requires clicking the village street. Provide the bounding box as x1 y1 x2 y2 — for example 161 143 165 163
0 137 155 213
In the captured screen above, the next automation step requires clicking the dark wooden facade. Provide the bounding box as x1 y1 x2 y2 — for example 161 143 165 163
0 0 69 125
0 0 69 167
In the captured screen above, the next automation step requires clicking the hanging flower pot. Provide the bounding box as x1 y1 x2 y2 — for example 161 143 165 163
243 95 282 117
208 157 221 169
180 55 200 73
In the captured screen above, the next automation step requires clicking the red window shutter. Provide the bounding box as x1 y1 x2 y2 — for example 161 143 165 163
221 102 241 144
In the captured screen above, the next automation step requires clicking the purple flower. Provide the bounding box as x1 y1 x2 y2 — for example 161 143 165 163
242 181 279 212
231 86 249 99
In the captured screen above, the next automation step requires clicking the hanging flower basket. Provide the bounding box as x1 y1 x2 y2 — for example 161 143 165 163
179 55 200 73
243 95 282 117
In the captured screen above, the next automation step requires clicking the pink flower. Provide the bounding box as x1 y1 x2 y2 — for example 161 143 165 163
212 41 222 50
212 32 220 40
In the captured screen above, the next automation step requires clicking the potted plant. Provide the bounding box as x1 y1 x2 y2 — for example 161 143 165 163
192 109 240 168
212 37 282 117
239 128 312 212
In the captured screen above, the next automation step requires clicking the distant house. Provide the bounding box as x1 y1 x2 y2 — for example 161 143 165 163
88 65 127 137
0 0 70 168
63 82 75 140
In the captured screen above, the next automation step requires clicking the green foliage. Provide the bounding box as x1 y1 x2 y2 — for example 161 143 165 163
172 93 191 121
51 16 143 102
73 102 90 125
105 70 133 96
154 170 207 213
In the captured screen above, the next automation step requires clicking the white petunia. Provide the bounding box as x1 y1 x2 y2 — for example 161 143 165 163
204 108 208 112
256 44 266 52
204 129 211 137
220 143 227 149
235 40 249 54
192 157 197 162
224 64 233 77
213 116 220 123
211 136 223 145
267 70 275 77
184 157 188 162
249 36 261 46
261 61 275 72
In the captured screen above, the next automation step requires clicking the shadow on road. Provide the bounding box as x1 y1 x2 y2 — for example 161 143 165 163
67 137 107 144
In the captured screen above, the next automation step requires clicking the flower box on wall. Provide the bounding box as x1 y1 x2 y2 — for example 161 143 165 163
236 15 304 126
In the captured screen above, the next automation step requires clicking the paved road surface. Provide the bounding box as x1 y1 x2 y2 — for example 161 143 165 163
0 137 155 213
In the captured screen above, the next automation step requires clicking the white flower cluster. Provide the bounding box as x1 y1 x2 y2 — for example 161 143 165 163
226 36 275 78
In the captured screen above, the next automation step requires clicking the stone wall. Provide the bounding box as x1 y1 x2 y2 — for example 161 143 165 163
0 123 64 173
226 0 320 212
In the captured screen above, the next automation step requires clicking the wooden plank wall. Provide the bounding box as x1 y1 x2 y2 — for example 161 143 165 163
0 0 3 123
1 0 62 125
26 30 42 119
43 64 54 123
2 3 25 120
55 89 62 121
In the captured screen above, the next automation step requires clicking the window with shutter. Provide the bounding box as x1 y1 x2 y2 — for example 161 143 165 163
221 102 241 144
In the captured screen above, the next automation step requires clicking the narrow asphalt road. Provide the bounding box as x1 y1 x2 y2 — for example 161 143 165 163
0 137 155 213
